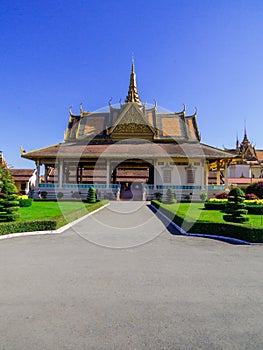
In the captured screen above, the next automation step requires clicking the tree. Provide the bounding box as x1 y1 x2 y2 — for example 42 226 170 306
0 166 20 221
246 182 263 199
223 187 248 223
165 188 176 204
87 186 97 203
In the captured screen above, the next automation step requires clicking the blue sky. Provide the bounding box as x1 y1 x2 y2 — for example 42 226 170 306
1 0 263 168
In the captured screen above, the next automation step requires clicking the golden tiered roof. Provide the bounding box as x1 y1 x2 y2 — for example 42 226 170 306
61 61 202 143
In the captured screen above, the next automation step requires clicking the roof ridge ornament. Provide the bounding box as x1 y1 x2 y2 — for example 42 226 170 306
125 57 141 104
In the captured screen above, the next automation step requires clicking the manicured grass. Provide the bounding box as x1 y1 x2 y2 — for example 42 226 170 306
19 200 109 228
159 202 263 227
0 200 109 235
18 201 89 221
152 200 263 243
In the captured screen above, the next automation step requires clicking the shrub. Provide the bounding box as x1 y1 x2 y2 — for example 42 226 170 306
228 187 245 198
246 182 263 199
204 201 227 210
151 200 263 243
41 191 48 199
0 220 57 235
246 205 263 215
154 192 163 200
215 191 228 199
245 193 259 200
223 188 248 223
57 192 64 200
200 192 208 201
244 199 263 206
165 188 176 204
87 186 96 203
19 198 33 207
0 166 20 221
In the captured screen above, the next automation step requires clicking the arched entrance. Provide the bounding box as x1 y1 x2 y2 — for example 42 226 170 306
111 159 154 200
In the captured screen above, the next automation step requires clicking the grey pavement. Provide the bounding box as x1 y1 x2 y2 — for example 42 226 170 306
0 201 263 350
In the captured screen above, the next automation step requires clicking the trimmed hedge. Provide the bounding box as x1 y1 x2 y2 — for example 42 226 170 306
0 220 57 235
246 205 263 215
19 198 33 207
151 200 263 243
205 201 263 214
204 202 227 210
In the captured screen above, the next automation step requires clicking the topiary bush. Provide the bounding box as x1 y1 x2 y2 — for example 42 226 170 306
41 191 48 199
165 188 176 204
0 166 20 221
246 182 263 199
200 192 208 201
223 188 249 223
87 186 96 203
57 192 64 200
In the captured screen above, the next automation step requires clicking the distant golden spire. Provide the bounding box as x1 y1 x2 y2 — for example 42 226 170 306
125 57 141 104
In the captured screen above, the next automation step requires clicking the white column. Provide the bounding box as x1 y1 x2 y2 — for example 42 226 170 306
44 165 48 183
249 164 252 179
154 159 157 190
201 161 205 190
26 181 30 194
35 161 40 188
106 159 110 188
205 162 209 187
58 160 63 188
216 161 221 186
224 162 229 190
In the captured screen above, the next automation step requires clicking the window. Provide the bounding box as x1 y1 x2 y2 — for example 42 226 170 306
163 169 171 183
187 169 195 183
185 164 196 184
174 162 188 166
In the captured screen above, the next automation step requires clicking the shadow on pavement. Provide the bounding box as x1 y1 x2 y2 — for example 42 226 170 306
147 204 182 236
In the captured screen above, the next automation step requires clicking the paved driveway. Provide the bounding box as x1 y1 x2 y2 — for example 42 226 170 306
0 202 263 349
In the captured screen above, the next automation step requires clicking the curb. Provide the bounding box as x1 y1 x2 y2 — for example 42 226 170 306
150 204 254 245
0 202 110 241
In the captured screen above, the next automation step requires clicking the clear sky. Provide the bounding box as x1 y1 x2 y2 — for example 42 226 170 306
1 0 263 168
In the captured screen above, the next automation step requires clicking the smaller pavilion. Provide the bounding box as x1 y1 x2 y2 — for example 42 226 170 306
224 130 263 187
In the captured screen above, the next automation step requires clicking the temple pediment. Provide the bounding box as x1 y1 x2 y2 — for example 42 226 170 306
108 103 155 140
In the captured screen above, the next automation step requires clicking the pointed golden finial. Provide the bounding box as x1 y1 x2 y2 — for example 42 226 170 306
125 56 141 104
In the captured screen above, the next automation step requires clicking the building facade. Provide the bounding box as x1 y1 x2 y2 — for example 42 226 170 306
22 61 234 200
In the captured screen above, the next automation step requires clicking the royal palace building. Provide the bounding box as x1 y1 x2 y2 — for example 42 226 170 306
22 61 235 200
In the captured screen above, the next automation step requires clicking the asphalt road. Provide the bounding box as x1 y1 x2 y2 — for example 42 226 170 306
0 202 262 350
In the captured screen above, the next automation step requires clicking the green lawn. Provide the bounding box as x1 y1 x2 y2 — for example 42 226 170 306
0 200 108 235
18 201 89 221
152 201 263 242
18 200 108 228
158 202 263 228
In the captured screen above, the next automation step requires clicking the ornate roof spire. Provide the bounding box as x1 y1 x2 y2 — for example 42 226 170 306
236 132 240 150
125 56 141 104
243 119 249 144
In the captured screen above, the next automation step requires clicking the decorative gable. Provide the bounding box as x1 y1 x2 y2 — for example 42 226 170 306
109 103 155 141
